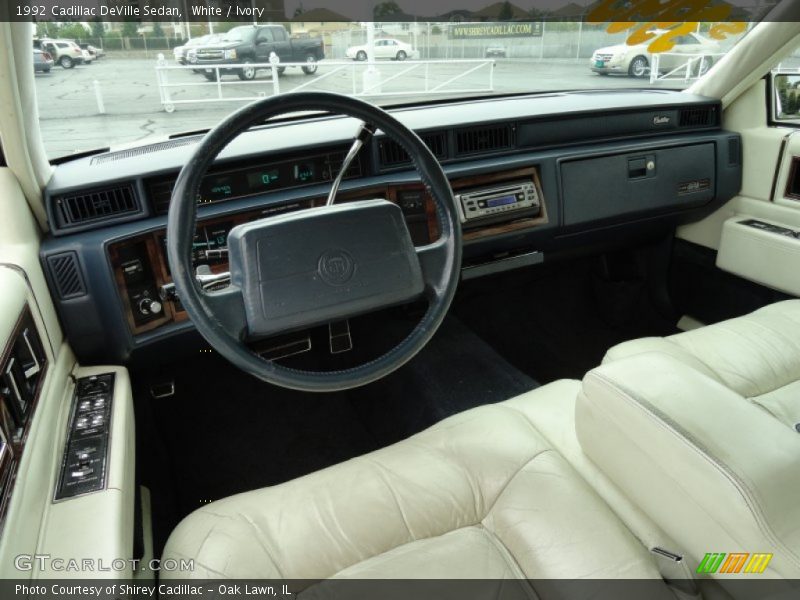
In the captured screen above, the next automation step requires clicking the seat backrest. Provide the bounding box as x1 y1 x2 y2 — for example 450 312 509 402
602 300 800 431
576 352 800 582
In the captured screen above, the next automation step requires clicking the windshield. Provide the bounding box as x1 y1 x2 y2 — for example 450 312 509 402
33 18 756 159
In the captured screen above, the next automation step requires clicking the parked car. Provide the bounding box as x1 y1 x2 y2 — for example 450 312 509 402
173 34 220 65
81 49 94 64
194 25 325 80
591 30 720 78
35 38 84 69
485 45 507 58
32 49 53 73
79 43 105 59
346 38 418 61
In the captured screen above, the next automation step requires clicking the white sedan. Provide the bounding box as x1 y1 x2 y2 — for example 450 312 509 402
591 31 721 78
346 38 418 61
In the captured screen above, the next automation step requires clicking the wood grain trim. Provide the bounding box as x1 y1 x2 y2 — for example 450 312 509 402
109 240 171 335
110 165 547 334
0 306 49 534
783 156 800 201
461 167 548 241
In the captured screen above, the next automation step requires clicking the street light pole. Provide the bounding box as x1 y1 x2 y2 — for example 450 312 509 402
183 0 191 39
362 19 382 93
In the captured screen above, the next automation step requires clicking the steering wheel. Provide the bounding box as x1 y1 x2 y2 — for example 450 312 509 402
167 92 462 392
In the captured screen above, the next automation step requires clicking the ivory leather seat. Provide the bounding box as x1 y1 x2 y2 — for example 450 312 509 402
604 300 800 430
577 352 800 582
161 381 673 590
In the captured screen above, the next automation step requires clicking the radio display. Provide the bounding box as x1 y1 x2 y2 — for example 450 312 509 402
486 195 517 208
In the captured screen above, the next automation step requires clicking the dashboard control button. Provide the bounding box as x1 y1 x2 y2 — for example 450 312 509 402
138 298 163 316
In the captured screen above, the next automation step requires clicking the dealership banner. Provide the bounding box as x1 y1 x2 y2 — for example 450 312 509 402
448 22 542 40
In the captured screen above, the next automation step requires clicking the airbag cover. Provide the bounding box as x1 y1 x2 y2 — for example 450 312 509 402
227 199 423 337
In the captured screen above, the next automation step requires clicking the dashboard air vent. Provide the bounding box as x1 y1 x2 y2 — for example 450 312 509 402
378 131 448 168
455 124 514 156
53 184 141 228
147 177 175 215
90 137 200 165
679 106 717 128
46 252 86 299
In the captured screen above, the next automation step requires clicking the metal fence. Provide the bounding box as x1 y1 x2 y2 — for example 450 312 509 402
45 22 750 61
648 52 727 83
155 54 496 112
329 22 748 61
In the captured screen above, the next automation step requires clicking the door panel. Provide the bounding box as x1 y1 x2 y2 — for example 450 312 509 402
0 170 139 578
0 169 62 349
679 80 800 296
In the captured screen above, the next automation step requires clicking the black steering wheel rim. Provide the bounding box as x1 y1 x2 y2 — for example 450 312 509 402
167 92 462 392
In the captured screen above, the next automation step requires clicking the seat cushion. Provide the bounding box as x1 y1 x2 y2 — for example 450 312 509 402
577 352 800 580
603 300 800 429
162 381 669 585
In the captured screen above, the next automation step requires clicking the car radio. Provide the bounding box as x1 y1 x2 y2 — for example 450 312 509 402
456 180 540 227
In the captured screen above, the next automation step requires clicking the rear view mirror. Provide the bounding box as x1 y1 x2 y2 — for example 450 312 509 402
773 73 800 121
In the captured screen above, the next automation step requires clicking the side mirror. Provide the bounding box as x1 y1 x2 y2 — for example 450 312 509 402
773 73 800 121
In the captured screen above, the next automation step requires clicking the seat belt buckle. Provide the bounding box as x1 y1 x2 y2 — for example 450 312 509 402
651 547 699 598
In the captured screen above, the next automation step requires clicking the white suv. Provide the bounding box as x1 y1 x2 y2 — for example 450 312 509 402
35 39 85 69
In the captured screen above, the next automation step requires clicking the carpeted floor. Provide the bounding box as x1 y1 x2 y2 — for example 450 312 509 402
453 253 679 383
135 315 536 556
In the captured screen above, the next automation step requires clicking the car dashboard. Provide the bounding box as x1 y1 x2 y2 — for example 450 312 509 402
39 90 742 365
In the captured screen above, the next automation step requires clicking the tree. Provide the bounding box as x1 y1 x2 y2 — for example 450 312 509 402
498 1 514 20
374 1 403 19
58 22 89 41
152 22 164 38
35 22 52 38
90 18 105 39
121 21 138 37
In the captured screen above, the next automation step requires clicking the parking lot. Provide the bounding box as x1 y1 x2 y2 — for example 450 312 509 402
37 55 693 158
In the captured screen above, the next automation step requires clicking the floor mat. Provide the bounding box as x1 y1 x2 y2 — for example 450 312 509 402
137 316 536 556
454 255 679 383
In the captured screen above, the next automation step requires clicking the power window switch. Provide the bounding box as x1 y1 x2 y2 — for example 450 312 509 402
70 467 94 479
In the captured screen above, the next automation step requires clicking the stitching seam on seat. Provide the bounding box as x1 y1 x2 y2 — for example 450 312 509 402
482 448 555 518
237 512 287 578
477 525 541 600
589 372 800 570
361 456 416 539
